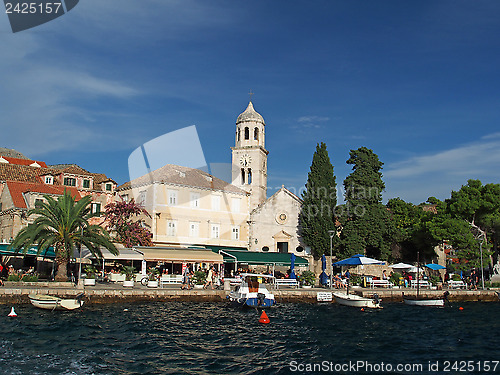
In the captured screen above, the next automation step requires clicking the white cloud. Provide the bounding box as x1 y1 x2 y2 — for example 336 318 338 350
383 134 500 203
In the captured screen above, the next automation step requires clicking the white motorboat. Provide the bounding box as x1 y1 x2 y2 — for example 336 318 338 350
28 293 84 311
228 273 276 308
332 292 382 309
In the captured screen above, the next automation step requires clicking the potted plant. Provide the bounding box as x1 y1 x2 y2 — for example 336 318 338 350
192 270 207 289
147 267 159 288
390 271 402 289
83 265 97 286
299 270 315 288
121 266 136 287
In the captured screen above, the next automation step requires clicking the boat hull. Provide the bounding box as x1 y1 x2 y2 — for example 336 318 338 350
333 292 382 309
403 298 444 307
28 294 84 311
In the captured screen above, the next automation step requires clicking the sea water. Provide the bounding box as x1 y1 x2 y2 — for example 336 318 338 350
1 301 499 374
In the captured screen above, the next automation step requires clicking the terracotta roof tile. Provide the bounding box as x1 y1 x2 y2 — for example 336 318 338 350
0 163 116 191
0 156 48 168
118 164 247 195
5 181 81 209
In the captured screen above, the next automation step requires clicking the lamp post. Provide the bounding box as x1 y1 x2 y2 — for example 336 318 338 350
328 230 335 289
469 221 486 290
479 234 485 290
77 226 84 288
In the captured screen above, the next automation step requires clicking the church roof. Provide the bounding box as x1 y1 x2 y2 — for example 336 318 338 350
236 101 265 125
117 164 248 195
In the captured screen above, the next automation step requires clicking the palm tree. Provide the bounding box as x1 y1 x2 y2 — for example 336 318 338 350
9 190 118 281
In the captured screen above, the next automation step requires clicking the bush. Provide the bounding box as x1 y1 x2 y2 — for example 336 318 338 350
21 274 38 282
349 275 362 286
390 272 401 286
299 270 316 286
452 274 462 281
429 275 441 286
192 271 206 285
7 274 20 282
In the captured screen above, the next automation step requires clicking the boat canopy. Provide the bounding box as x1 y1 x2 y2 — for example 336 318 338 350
219 250 308 267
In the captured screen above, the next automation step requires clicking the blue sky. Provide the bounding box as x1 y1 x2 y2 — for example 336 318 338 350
1 0 500 204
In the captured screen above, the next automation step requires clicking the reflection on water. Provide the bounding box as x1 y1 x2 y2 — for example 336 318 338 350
0 302 499 374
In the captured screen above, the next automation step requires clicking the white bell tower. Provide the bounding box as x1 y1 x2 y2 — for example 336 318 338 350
231 101 268 211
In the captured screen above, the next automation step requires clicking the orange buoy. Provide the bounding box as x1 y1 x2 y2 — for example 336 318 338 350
459 307 464 311
259 310 270 324
8 307 17 317
361 308 364 312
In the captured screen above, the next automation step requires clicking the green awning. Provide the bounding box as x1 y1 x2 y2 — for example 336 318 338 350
0 244 56 258
204 245 248 254
219 250 308 267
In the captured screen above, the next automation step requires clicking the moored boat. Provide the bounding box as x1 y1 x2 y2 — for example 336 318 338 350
28 293 84 311
332 292 382 309
228 273 275 308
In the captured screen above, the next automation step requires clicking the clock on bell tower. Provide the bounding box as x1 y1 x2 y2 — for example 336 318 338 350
231 101 268 211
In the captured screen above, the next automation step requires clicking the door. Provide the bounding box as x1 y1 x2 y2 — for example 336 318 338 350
277 242 288 254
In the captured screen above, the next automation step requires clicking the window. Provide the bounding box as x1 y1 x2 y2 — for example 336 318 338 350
211 224 220 239
138 190 147 206
247 169 252 184
105 183 112 191
254 127 259 141
91 203 101 214
241 168 245 185
121 194 129 202
83 179 90 189
44 176 53 185
212 195 221 211
167 221 177 236
168 190 178 206
189 222 200 237
262 246 269 252
296 246 304 253
244 127 249 140
231 226 239 240
231 198 240 213
63 177 76 186
190 192 200 208
237 129 240 142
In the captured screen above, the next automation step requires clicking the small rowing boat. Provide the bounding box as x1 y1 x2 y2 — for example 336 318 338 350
28 293 84 311
332 292 382 309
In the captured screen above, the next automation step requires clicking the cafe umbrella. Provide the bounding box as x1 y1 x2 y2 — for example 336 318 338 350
319 254 328 286
290 253 297 279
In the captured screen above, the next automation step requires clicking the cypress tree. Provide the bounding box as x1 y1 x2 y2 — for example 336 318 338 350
339 147 395 260
299 142 337 257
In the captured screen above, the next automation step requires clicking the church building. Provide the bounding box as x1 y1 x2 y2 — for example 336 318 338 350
118 101 309 258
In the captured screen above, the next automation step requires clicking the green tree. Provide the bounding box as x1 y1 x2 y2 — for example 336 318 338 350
339 147 396 260
441 179 500 269
386 197 439 263
299 142 337 257
9 190 118 281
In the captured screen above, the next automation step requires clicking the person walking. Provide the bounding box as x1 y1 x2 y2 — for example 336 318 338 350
181 264 191 290
204 266 214 289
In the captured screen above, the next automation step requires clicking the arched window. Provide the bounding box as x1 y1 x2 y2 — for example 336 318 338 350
247 168 252 184
296 246 304 253
241 168 245 184
244 127 249 140
262 246 269 252
254 127 259 141
237 129 240 142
